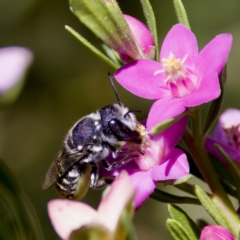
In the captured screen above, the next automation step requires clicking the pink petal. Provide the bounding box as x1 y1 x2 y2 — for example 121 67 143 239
152 116 188 153
181 72 220 107
205 137 240 164
114 59 171 99
48 199 97 240
196 34 232 77
0 47 33 94
160 24 198 64
214 108 240 145
129 168 157 210
97 171 135 232
146 97 186 130
200 225 235 240
151 148 189 181
123 15 154 58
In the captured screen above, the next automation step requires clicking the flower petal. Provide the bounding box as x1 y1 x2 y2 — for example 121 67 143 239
122 14 154 61
205 137 240 164
151 148 189 181
0 47 33 94
97 171 135 232
146 97 186 130
129 168 157 210
115 59 171 99
196 33 232 77
48 199 97 240
181 72 220 107
160 24 198 63
214 108 240 145
200 225 235 240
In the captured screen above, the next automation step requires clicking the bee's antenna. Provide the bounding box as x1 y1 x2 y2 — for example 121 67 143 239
108 72 122 106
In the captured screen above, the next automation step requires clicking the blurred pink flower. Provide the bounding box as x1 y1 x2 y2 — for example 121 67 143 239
101 116 189 209
0 47 33 94
115 24 232 125
205 109 240 165
200 225 235 240
119 15 155 62
48 171 135 240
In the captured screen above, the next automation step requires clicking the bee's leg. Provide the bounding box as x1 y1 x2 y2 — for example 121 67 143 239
89 163 114 189
91 177 115 189
101 154 139 171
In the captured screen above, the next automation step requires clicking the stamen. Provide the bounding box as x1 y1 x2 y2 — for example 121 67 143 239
154 52 198 98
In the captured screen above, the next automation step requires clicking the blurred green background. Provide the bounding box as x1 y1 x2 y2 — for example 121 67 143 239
0 0 240 239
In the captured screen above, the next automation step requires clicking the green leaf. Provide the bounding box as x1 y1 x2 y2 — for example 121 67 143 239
214 143 240 202
150 118 175 135
65 26 119 69
69 0 144 60
193 185 228 228
150 188 200 205
0 159 44 240
168 204 200 240
173 174 192 185
166 219 191 240
101 43 123 66
203 65 226 136
70 224 111 240
173 0 190 29
238 224 240 240
139 0 159 61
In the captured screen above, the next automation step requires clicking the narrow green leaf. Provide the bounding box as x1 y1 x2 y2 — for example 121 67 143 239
168 204 200 240
203 65 226 136
174 174 192 185
69 0 144 60
0 159 44 240
65 26 119 69
166 219 191 240
151 188 200 205
101 43 123 66
151 118 175 135
214 143 240 202
238 224 240 240
209 153 235 187
173 0 190 29
193 185 228 228
139 0 159 61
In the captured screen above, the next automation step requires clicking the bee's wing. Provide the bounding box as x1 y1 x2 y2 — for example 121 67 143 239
42 149 88 189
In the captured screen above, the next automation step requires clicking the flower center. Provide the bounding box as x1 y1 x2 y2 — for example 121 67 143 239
155 52 198 98
134 124 164 171
222 123 240 151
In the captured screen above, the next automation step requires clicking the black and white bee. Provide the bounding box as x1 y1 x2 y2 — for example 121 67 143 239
43 74 147 199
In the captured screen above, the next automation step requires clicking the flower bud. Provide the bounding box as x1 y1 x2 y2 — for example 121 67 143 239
200 225 235 240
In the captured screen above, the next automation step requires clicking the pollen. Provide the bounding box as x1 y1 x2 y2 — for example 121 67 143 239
155 52 187 83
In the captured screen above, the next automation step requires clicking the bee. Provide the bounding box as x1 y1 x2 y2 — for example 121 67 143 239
43 74 146 199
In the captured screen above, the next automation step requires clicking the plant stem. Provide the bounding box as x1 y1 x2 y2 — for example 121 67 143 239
182 127 240 236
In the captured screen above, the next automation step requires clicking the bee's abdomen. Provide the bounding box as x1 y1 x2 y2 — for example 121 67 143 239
55 163 91 200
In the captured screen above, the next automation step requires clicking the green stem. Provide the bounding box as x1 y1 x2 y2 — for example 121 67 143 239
182 127 240 236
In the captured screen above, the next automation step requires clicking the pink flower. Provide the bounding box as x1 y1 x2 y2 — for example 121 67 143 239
205 109 240 165
0 47 33 95
200 225 235 240
48 171 135 240
115 24 232 126
119 15 155 62
101 116 189 209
